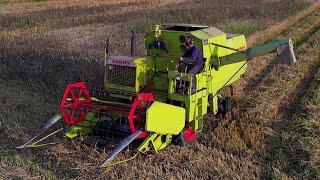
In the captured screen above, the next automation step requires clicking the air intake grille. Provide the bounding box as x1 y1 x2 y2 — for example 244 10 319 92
106 65 136 87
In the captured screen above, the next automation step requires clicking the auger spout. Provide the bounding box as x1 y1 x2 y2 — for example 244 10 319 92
215 38 296 68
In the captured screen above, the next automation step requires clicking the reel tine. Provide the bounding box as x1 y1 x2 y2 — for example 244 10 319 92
100 130 142 167
16 114 61 149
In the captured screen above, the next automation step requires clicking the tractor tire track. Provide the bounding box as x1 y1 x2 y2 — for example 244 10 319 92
243 18 320 177
228 8 320 155
198 21 319 157
279 9 320 39
263 54 320 178
242 7 320 95
199 6 320 161
209 21 320 156
247 3 320 46
250 26 318 126
272 32 320 135
238 17 320 116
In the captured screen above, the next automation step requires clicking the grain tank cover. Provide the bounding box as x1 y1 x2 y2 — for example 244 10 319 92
162 23 225 39
144 24 226 57
163 24 208 32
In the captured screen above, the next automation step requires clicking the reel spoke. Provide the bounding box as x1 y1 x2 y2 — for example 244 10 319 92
60 82 92 125
128 93 154 139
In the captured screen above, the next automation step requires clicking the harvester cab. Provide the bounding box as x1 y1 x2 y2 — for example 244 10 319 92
17 24 296 167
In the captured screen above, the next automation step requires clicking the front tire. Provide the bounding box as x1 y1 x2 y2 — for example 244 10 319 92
179 125 198 145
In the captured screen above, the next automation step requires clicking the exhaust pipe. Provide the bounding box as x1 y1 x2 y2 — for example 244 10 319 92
131 30 137 56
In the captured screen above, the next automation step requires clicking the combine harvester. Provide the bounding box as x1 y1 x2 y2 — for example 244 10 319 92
17 24 296 167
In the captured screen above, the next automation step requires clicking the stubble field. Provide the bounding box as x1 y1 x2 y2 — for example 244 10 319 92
0 0 319 179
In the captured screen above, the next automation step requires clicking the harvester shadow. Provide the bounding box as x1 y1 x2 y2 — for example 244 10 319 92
242 58 277 94
262 55 320 178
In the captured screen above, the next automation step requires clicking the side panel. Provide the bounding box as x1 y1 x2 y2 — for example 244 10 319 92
153 56 177 91
207 35 247 93
219 35 247 56
146 102 185 135
187 89 208 123
168 87 208 123
208 61 247 93
202 34 227 61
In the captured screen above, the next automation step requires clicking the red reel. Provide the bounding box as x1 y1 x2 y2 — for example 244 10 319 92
60 82 92 125
128 93 154 139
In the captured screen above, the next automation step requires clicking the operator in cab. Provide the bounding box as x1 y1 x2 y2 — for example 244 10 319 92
177 36 204 74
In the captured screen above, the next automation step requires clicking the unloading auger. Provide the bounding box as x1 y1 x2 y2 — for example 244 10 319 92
17 24 296 167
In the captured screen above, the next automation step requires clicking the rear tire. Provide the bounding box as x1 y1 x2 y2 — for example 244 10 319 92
217 96 233 115
224 96 232 114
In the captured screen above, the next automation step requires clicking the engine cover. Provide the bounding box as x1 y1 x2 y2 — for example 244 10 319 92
105 56 154 93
